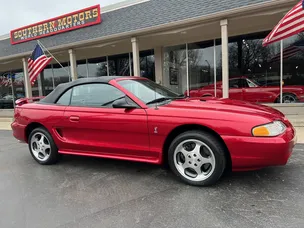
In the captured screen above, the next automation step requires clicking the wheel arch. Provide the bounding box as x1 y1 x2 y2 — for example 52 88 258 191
162 124 231 171
275 92 298 103
25 122 47 143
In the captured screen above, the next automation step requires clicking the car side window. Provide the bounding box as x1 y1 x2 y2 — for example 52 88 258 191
56 89 72 105
70 83 125 107
246 79 258 88
229 79 240 88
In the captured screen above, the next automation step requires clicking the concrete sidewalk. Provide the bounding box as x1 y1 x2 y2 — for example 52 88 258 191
1 116 304 143
0 118 13 131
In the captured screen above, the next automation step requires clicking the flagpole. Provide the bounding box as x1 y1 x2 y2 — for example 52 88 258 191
37 40 71 78
280 40 283 104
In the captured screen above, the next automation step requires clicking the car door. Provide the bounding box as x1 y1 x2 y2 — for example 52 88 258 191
57 83 150 160
228 78 243 100
241 78 273 103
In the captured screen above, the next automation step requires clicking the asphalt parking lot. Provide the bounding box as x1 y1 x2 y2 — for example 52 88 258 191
0 130 303 228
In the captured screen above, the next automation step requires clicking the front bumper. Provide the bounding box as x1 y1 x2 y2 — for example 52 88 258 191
222 125 296 171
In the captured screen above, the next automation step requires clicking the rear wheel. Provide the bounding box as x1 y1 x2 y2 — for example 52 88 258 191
168 130 226 186
28 127 59 165
276 93 298 103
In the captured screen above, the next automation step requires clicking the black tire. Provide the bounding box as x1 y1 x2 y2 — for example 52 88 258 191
168 130 227 186
276 93 298 103
28 127 59 165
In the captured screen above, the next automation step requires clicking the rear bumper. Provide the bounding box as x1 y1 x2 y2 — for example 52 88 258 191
222 127 296 171
11 121 27 143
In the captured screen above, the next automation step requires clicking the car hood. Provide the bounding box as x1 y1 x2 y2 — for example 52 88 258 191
163 97 285 119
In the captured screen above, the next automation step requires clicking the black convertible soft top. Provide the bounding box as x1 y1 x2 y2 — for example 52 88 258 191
40 76 125 104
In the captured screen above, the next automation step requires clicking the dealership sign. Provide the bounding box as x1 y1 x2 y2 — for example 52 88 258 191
10 5 101 45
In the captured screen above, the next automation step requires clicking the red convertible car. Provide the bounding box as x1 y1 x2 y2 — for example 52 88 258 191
187 76 304 103
11 76 296 186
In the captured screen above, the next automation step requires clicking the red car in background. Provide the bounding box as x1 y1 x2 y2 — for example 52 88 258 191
11 76 296 186
187 76 304 103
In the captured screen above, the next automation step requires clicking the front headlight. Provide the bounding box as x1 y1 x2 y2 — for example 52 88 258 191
252 121 286 137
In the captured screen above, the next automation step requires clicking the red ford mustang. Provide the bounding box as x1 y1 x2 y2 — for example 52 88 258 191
11 76 297 186
187 76 304 103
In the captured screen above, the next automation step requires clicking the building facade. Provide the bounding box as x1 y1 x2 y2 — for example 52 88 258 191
0 0 303 112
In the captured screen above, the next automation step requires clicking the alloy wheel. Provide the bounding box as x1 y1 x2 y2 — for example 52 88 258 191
173 139 216 182
30 132 51 162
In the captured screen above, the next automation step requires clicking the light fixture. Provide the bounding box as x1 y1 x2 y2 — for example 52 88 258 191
296 66 299 69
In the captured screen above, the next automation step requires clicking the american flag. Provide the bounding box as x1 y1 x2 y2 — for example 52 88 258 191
270 39 304 62
263 0 304 46
28 44 52 85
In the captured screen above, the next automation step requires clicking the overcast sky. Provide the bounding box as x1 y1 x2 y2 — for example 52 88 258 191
0 0 125 35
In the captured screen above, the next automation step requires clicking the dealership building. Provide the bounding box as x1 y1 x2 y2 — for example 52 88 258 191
0 0 303 114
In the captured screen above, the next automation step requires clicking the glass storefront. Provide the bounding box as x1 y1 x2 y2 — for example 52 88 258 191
3 31 304 109
87 57 107 77
140 50 155 81
188 40 215 93
77 59 88 78
0 70 25 109
163 44 187 94
168 30 300 104
281 32 304 103
108 53 130 76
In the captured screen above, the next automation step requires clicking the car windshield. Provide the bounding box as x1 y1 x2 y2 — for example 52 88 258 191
117 79 184 105
248 78 261 87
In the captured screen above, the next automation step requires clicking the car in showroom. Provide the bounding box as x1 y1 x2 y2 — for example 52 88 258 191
187 76 304 103
11 76 296 186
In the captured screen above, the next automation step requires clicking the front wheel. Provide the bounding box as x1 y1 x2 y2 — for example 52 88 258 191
168 131 227 186
276 93 298 103
28 127 59 165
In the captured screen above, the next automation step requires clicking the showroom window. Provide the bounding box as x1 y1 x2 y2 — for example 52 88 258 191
163 44 187 94
188 40 215 93
77 59 88 78
282 32 304 103
87 57 108 77
0 70 25 109
162 30 298 104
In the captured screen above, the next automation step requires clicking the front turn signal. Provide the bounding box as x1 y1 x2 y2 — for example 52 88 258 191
252 121 286 137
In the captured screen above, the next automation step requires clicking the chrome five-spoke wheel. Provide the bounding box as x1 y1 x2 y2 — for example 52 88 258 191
168 131 227 186
30 132 51 162
174 139 215 182
28 127 59 165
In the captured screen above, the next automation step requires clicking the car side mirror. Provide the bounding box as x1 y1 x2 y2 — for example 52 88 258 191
112 97 137 109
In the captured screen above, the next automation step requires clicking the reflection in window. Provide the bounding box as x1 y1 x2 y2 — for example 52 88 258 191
12 70 25 99
118 79 180 104
163 44 187 94
214 32 281 103
140 50 155 81
188 41 214 95
281 32 304 103
53 62 70 87
108 53 130 76
77 60 88 78
43 65 54 96
87 57 107 77
70 83 124 107
0 72 15 109
56 88 72 105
